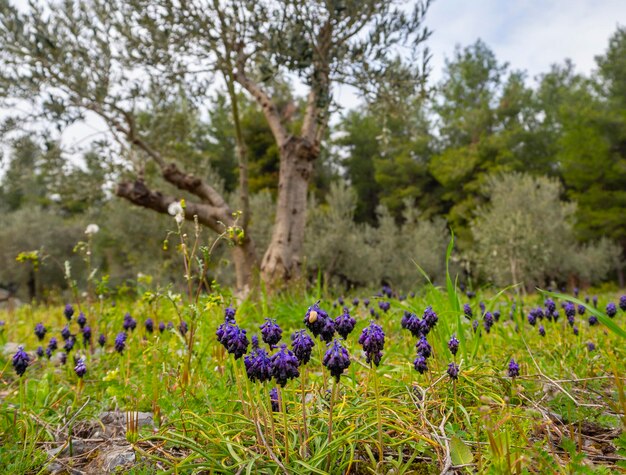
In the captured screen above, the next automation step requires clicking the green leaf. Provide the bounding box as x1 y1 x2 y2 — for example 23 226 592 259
450 435 473 466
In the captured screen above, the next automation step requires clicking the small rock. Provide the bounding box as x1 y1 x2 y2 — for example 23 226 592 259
101 447 135 472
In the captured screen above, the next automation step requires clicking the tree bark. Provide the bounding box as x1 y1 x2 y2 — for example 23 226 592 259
260 137 317 284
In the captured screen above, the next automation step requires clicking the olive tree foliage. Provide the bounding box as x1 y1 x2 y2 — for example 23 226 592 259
305 183 449 290
0 0 432 292
470 172 621 289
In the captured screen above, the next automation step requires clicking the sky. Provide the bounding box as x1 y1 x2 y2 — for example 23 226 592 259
4 0 626 155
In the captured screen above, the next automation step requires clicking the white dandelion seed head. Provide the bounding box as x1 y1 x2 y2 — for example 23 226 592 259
168 201 184 217
85 224 100 235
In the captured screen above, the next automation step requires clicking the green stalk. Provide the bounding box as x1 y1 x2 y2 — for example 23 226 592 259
326 378 338 470
280 387 289 465
301 366 309 457
372 364 383 462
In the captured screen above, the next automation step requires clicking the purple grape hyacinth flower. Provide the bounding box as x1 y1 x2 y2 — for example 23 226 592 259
145 318 154 333
291 330 315 365
244 347 273 383
573 325 579 335
271 344 300 387
224 306 236 323
544 298 556 314
77 312 87 329
98 333 106 347
619 295 626 312
335 308 356 339
74 358 87 378
577 304 585 316
416 335 432 359
123 313 137 332
508 359 520 378
158 322 165 333
34 323 46 341
378 301 390 313
61 325 71 341
606 302 617 318
472 320 479 333
179 321 188 336
304 301 329 338
352 298 359 307
588 315 598 326
423 306 438 329
64 337 75 353
82 326 92 346
586 341 596 352
592 296 598 308
64 304 74 321
114 332 127 353
358 322 385 366
463 303 472 319
36 346 44 358
448 335 459 356
401 311 422 337
226 326 249 359
45 347 53 359
447 362 460 380
319 317 336 343
573 287 579 298
538 325 546 337
363 298 370 308
260 318 283 347
59 352 67 365
483 312 494 333
413 354 428 374
48 337 58 351
323 339 351 382
13 346 30 377
270 388 280 412
479 301 486 315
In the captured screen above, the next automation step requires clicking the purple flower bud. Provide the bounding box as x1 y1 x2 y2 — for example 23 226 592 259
319 317 336 343
74 358 87 378
77 312 87 329
606 302 617 318
61 325 71 341
335 308 356 339
588 315 598 326
34 323 46 341
114 332 127 353
466 291 475 299
82 326 92 346
423 306 438 329
304 301 329 338
59 352 67 365
585 296 590 304
260 318 283 347
586 341 596 352
538 325 545 337
573 325 579 336
483 312 494 333
363 298 370 308
271 344 300 387
45 347 53 359
36 346 44 358
479 301 486 315
145 318 154 333
358 322 385 366
12 346 30 377
98 333 106 347
401 311 422 337
463 303 472 319
64 337 75 353
508 359 520 378
447 362 459 380
472 320 479 333
64 304 74 321
244 347 273 383
158 322 165 333
48 337 58 351
493 310 501 322
167 322 174 330
291 330 315 365
179 321 188 336
338 296 344 306
619 295 626 312
226 326 249 359
224 306 236 323
416 336 432 359
448 335 459 356
413 354 428 374
323 339 351 382
378 301 390 313
544 298 556 314
270 387 280 412
352 298 359 307
592 296 598 308
567 314 575 327
573 287 579 298
382 285 392 298
577 304 585 315
251 334 259 349
123 313 137 332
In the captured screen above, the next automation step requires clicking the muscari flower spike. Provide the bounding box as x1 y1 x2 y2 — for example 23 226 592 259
358 321 385 366
114 332 127 353
145 318 154 333
45 347 53 359
592 296 598 308
77 312 87 329
36 346 44 358
423 306 438 329
269 388 280 412
64 304 74 321
508 359 520 378
260 318 283 347
402 311 422 337
226 326 249 359
64 337 75 353
61 325 72 341
59 353 67 365
493 310 501 322
319 317 336 343
573 325 579 336
335 307 356 339
378 301 390 313
413 354 428 374
483 312 494 333
338 296 344 306
574 287 579 298
479 301 486 315
98 333 106 347
606 302 617 318
577 304 586 315
586 341 596 352
588 315 598 326
291 330 315 365
544 298 556 314
158 322 166 333
447 362 460 380
463 304 472 320
179 321 188 336
13 346 30 377
363 298 370 308
123 313 137 332
74 358 87 378
472 320 479 333
271 344 300 387
619 295 626 312
34 322 46 341
352 298 359 307
416 335 432 359
538 325 546 337
82 326 92 345
448 335 459 356
244 347 273 383
48 337 58 351
304 301 329 338
323 339 351 382
224 306 236 323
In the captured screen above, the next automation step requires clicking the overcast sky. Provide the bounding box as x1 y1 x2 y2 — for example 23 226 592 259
5 0 626 154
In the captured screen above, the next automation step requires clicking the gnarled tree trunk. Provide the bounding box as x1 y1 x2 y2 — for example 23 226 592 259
260 137 317 284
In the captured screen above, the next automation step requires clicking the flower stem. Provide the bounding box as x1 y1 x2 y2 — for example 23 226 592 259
301 366 309 457
373 364 383 462
326 378 338 470
280 387 289 465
